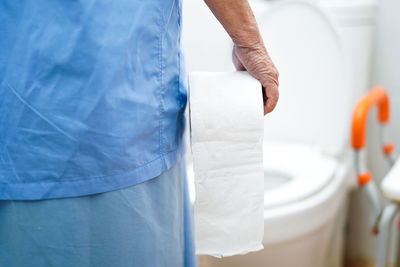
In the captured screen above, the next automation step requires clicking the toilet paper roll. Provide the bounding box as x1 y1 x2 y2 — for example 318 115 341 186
189 71 264 257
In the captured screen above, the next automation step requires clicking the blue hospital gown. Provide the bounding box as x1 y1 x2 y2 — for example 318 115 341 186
0 160 197 267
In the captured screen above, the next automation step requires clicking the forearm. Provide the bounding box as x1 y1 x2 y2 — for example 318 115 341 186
203 0 262 48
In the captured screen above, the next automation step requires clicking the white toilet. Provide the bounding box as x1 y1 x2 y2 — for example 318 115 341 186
182 1 377 266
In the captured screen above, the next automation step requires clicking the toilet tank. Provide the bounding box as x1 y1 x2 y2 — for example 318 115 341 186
317 0 378 102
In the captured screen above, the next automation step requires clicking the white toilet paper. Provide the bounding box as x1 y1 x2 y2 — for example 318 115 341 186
189 71 264 257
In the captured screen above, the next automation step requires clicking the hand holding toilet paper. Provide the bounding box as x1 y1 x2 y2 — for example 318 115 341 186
189 72 264 257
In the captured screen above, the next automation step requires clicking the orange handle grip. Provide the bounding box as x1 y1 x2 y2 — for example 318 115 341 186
351 87 390 150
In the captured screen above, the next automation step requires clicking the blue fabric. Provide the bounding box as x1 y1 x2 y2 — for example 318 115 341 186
0 0 187 200
0 160 197 267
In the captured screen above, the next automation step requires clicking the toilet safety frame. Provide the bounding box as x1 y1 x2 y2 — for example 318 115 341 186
351 87 398 267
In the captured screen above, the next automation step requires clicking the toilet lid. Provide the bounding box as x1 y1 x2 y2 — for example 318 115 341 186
258 1 351 156
263 142 338 208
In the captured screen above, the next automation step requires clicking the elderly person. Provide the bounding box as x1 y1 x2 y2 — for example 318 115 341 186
0 0 278 266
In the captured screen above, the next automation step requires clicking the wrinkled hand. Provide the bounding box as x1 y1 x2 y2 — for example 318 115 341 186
232 44 279 115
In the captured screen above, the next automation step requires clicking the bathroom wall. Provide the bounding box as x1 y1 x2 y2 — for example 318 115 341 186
346 0 400 265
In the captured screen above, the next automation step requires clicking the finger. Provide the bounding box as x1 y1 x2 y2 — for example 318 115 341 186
263 83 279 115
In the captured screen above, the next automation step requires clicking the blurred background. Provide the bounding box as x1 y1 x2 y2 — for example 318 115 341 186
182 0 400 266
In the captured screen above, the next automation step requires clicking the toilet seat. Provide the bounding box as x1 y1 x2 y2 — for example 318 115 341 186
264 142 338 209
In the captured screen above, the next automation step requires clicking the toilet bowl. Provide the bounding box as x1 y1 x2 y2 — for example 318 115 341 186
182 0 374 266
317 0 378 102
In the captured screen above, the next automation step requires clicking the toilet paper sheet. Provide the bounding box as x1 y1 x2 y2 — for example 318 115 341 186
189 72 264 257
